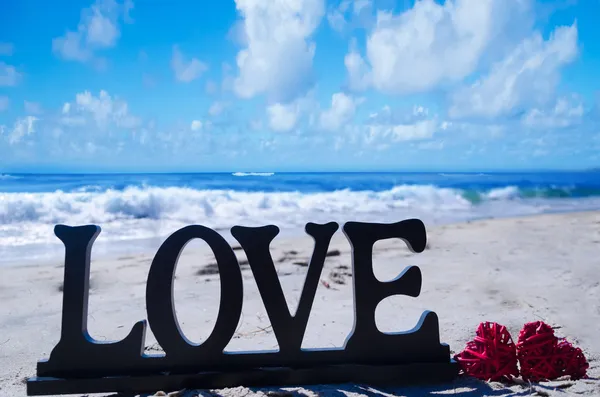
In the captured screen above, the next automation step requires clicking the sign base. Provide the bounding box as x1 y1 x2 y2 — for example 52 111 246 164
27 360 459 396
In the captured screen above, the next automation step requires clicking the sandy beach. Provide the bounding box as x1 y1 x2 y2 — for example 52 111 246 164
1 211 599 397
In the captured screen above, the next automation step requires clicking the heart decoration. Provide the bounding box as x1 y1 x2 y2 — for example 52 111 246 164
453 322 519 382
516 321 589 382
455 321 589 383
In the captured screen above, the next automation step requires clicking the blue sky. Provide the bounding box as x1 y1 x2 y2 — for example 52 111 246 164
1 0 599 172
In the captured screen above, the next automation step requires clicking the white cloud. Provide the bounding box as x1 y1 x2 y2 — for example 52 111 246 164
319 103 445 149
327 0 374 33
233 0 325 103
0 96 8 112
368 104 432 124
53 32 92 62
0 62 21 86
227 18 249 47
352 0 372 16
264 92 319 132
208 101 228 116
367 119 439 142
87 6 121 47
8 116 38 145
267 103 301 132
319 92 361 131
171 45 208 83
190 120 203 131
327 1 350 32
344 40 371 91
365 105 441 143
52 0 133 63
522 95 584 129
60 101 87 126
449 23 578 119
0 42 14 56
60 90 141 129
345 0 533 94
24 101 43 115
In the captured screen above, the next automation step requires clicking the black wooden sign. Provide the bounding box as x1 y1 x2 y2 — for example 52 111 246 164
26 219 458 396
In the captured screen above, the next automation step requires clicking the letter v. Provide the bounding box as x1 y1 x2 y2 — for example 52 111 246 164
231 222 338 355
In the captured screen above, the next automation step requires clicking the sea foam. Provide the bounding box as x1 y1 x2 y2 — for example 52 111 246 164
2 184 600 250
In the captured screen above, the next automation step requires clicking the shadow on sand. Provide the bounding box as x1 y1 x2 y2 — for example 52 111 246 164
104 376 583 397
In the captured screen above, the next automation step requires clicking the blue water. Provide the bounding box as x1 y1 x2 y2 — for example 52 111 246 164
3 171 600 196
1 171 599 262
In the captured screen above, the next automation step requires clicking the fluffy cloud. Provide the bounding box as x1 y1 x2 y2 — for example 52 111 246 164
233 0 325 103
522 95 584 129
52 0 133 64
0 96 8 112
327 104 448 151
375 120 439 141
0 62 21 86
345 0 533 94
319 92 361 131
264 93 320 132
190 120 203 131
344 41 371 91
267 102 301 132
8 116 38 145
62 90 141 129
364 105 443 144
171 45 208 83
327 0 374 33
449 23 578 119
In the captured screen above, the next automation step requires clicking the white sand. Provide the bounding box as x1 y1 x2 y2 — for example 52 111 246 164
1 211 599 397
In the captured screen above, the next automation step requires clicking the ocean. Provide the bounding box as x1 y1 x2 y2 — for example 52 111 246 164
1 171 600 264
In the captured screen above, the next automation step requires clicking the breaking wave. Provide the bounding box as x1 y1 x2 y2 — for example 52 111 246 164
0 174 20 180
232 172 275 177
2 184 600 248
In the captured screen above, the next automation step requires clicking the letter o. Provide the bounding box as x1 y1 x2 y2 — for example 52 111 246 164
146 225 243 359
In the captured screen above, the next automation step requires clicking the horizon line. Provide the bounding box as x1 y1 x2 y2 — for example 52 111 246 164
2 168 598 175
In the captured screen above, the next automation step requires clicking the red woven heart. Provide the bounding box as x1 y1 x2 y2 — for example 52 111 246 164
517 321 589 382
555 341 589 380
454 322 519 382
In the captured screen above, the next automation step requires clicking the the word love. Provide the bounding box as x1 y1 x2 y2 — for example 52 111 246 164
27 219 457 396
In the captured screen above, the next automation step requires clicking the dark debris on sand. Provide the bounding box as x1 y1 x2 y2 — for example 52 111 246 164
328 265 352 285
196 249 343 275
196 259 249 276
